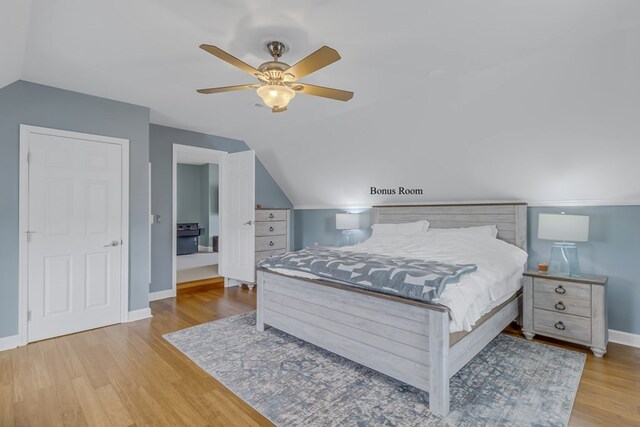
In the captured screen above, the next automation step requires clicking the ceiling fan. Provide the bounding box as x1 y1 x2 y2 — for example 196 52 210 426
197 41 354 113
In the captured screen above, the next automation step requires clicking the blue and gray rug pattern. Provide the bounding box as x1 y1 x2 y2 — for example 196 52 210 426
164 312 585 426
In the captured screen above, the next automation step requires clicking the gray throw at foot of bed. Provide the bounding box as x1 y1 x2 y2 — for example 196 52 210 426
258 247 477 303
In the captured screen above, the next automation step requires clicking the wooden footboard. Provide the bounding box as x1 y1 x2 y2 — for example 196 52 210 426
257 269 521 417
257 269 453 415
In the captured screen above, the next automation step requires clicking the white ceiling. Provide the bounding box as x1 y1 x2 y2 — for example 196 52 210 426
6 0 640 207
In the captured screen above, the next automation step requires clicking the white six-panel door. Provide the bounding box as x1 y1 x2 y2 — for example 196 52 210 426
26 130 125 342
219 150 256 283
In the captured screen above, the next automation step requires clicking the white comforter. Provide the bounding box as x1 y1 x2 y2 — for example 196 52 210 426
343 232 527 332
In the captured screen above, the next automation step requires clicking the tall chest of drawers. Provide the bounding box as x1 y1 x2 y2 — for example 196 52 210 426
522 270 608 357
255 208 290 267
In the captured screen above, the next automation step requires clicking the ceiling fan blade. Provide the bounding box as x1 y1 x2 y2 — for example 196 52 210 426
272 106 287 113
199 44 262 77
285 46 341 80
197 84 260 94
293 83 354 101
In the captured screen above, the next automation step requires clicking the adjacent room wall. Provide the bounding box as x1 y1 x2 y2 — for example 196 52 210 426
176 163 219 248
207 164 219 239
149 124 293 294
176 164 202 224
294 205 640 335
0 80 151 339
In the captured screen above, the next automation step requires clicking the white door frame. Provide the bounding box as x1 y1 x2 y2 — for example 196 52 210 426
172 144 226 296
18 125 130 346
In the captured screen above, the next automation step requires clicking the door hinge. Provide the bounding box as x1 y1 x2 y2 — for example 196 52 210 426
27 152 32 164
26 230 35 243
27 310 31 321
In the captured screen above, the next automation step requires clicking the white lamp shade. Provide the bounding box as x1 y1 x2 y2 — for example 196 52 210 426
336 213 360 230
538 213 589 242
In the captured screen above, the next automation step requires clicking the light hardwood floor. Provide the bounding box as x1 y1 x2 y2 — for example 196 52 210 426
2 287 639 426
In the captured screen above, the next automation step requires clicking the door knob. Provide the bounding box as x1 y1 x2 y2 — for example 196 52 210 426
104 240 120 247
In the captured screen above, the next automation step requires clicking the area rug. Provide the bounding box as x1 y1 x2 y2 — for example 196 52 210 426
164 312 585 426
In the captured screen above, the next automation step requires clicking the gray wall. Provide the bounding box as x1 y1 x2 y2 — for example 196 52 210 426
176 163 220 247
176 164 202 223
149 124 293 293
294 205 640 335
294 209 373 249
207 164 219 238
0 80 150 339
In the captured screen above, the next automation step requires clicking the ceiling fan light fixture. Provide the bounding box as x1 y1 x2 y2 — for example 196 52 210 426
257 84 295 110
197 42 353 111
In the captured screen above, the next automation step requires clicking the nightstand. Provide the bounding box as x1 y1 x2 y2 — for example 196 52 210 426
522 270 608 357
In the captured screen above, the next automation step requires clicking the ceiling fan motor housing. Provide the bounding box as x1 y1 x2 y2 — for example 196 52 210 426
258 61 293 83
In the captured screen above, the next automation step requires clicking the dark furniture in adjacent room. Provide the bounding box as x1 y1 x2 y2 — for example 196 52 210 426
177 223 204 255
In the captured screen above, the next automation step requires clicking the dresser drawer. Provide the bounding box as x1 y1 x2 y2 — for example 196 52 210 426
534 291 591 317
256 248 286 264
533 309 591 344
534 278 591 301
256 210 287 222
256 235 286 251
255 221 287 237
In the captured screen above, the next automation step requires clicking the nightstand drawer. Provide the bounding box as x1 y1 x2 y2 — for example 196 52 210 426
255 221 287 237
256 235 286 251
534 292 591 317
256 210 287 222
256 248 286 264
534 278 591 301
533 309 591 343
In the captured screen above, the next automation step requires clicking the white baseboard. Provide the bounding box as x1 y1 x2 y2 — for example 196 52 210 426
149 289 176 301
0 335 18 352
127 308 153 322
609 329 640 348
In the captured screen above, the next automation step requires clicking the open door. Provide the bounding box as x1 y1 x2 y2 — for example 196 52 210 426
219 150 256 283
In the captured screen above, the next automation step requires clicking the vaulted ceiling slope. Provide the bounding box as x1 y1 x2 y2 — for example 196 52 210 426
6 0 640 207
0 1 31 89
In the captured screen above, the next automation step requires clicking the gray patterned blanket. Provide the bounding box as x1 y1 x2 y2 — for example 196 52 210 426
258 247 477 303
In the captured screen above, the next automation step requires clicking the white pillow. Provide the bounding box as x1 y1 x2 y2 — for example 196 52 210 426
371 220 430 237
428 225 499 238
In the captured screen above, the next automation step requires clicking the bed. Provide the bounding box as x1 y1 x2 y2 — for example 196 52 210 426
256 203 528 416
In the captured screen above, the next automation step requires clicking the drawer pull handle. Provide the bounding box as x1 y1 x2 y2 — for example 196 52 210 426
269 241 275 247
269 226 274 232
269 213 274 219
554 285 566 294
555 302 566 311
554 321 566 331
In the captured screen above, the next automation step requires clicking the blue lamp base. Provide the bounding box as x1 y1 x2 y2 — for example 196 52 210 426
548 242 580 276
340 230 353 247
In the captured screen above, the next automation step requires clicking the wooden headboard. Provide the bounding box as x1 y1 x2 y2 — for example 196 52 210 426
372 203 528 251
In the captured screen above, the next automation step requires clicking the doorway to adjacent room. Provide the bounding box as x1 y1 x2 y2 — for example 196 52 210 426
176 161 222 292
171 144 256 297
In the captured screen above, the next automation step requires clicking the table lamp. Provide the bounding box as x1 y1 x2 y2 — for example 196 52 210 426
538 213 589 276
336 213 360 246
